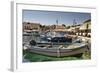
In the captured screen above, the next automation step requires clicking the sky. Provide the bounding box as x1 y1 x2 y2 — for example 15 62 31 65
23 10 91 25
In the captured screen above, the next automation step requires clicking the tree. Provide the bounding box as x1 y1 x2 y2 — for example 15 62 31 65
62 24 66 27
66 26 70 29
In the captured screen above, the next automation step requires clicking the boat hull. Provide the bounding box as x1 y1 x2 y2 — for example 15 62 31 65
27 45 88 57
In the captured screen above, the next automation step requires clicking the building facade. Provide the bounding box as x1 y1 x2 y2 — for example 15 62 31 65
23 22 41 32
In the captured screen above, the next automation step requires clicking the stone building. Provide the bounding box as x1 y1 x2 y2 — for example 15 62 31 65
79 19 91 37
23 22 41 32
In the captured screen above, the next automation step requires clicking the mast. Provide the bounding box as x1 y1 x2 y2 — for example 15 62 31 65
55 19 58 29
73 19 77 26
56 19 58 25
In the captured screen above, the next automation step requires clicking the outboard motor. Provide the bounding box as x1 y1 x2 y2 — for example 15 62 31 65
29 40 37 46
